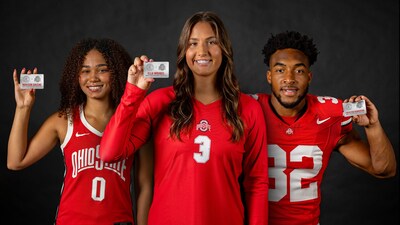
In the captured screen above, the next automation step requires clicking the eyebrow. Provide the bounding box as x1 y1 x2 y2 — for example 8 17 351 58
81 63 108 68
272 62 306 67
189 36 217 41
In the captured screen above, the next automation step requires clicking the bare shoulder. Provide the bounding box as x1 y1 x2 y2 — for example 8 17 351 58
43 112 68 140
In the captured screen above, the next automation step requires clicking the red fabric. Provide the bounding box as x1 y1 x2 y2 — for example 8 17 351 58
101 83 269 225
56 106 134 225
256 94 352 225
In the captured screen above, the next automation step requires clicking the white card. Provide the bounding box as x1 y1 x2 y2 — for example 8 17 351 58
20 74 44 89
143 61 169 78
343 100 367 117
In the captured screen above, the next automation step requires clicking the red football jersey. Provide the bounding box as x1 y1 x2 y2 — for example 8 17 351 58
56 106 134 225
255 94 352 225
101 84 269 225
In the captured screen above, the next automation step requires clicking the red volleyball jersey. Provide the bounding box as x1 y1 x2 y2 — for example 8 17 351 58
56 106 134 225
101 84 269 225
254 94 352 225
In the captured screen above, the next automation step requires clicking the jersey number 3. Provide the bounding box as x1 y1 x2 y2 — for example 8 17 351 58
193 135 211 163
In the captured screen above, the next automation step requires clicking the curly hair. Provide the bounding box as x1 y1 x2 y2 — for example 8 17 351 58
262 31 319 67
168 11 244 142
58 38 132 118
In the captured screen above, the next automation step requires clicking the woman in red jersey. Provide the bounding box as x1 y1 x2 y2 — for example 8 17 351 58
100 11 269 225
8 38 136 225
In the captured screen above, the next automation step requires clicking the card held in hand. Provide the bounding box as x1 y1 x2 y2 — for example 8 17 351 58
144 61 169 78
20 74 44 89
343 100 367 117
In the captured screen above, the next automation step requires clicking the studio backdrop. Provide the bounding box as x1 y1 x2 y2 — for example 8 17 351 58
0 0 398 224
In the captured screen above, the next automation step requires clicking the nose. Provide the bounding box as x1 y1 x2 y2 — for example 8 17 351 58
197 42 208 56
282 71 295 84
88 70 100 81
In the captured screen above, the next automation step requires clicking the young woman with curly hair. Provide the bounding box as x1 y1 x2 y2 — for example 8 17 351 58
8 38 136 225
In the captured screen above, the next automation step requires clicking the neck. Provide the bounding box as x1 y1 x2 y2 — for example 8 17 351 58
194 76 220 105
270 96 307 117
84 98 114 120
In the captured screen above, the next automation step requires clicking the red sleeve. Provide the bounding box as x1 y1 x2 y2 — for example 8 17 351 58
99 83 147 162
336 98 353 143
242 97 269 225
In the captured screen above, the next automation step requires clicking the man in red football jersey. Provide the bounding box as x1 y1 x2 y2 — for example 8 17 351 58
253 30 396 225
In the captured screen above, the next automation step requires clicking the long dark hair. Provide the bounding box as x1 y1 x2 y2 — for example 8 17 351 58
58 38 132 118
168 11 244 142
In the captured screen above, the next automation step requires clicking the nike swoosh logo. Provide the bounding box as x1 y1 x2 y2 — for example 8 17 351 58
317 117 331 124
75 132 90 137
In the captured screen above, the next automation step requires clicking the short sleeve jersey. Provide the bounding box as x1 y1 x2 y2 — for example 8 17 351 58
56 106 134 225
255 94 352 225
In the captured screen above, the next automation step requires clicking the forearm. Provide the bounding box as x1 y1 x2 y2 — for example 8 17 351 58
243 155 269 225
243 103 269 225
7 107 32 170
243 137 269 224
245 182 269 225
243 154 269 225
365 121 396 177
136 142 154 225
100 83 146 162
136 187 153 225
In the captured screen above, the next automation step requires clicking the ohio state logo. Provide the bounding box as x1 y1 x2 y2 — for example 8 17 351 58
196 119 211 132
286 128 294 135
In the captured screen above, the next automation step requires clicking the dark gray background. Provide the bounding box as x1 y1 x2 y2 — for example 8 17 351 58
0 0 398 224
